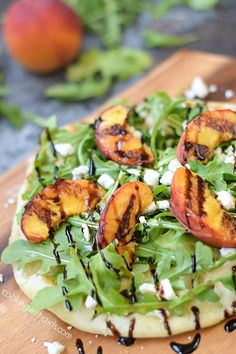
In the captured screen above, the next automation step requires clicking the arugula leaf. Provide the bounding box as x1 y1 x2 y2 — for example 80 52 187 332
189 156 234 191
144 30 197 48
46 49 151 101
1 239 70 274
30 286 64 311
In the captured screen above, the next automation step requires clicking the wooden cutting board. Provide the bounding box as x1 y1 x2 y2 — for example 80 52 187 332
1 50 236 354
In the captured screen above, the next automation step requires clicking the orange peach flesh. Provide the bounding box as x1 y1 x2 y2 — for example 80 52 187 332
95 105 154 166
98 181 153 259
21 179 104 242
170 167 236 248
177 110 236 164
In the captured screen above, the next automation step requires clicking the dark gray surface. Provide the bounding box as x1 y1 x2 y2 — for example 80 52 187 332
0 0 236 174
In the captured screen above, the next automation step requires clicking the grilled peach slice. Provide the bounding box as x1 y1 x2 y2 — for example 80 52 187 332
170 167 236 247
21 179 104 243
95 105 154 166
98 181 153 259
177 110 236 164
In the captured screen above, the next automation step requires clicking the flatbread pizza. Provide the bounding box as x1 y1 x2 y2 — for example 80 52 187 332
2 93 236 343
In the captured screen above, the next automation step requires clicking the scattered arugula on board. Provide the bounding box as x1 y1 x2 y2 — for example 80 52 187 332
153 0 219 18
0 67 46 128
45 48 152 101
143 30 197 48
2 92 236 316
64 0 219 47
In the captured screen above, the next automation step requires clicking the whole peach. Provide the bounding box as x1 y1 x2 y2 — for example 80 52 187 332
3 0 83 74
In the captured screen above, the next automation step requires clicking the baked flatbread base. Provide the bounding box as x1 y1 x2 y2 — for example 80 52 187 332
9 101 236 338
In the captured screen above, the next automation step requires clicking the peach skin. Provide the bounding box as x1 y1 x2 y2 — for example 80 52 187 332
177 110 236 164
95 105 154 166
21 179 104 242
170 166 236 248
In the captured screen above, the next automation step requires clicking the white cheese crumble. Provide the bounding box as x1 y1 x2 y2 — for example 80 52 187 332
72 165 89 180
225 89 234 99
139 283 157 295
82 223 90 241
0 274 4 283
67 326 73 330
55 143 74 157
31 337 36 343
209 84 218 93
160 170 174 185
220 248 236 257
143 201 157 214
85 295 98 309
168 159 182 173
156 200 170 210
216 191 235 210
43 341 65 354
129 126 142 139
143 169 160 187
182 120 188 130
159 279 176 300
97 173 115 189
139 216 147 224
214 282 236 313
126 168 141 177
185 76 209 100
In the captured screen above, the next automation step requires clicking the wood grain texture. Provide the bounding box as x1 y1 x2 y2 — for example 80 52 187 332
1 50 236 354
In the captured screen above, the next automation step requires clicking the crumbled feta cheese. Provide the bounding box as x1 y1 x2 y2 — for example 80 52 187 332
159 279 176 300
139 283 157 295
82 223 90 241
126 169 141 177
214 282 235 313
220 248 236 257
144 201 157 214
129 126 142 139
43 341 65 354
209 84 218 93
97 173 115 189
225 89 234 99
216 191 235 210
225 145 234 156
72 165 89 180
184 89 195 101
0 274 4 283
148 310 163 318
67 325 73 330
214 147 224 159
224 155 235 164
143 169 160 187
160 170 174 185
85 295 98 309
139 216 147 224
168 159 182 173
55 144 74 157
7 197 16 205
182 120 188 130
156 200 170 210
185 163 191 170
190 76 209 99
31 337 36 343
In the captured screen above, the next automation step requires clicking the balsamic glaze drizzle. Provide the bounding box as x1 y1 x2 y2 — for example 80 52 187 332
107 318 136 347
65 299 72 311
161 309 172 336
100 251 119 274
35 165 46 186
232 266 236 290
191 254 196 273
89 158 96 176
191 306 200 330
97 346 103 354
224 318 236 333
170 333 201 354
76 338 85 354
65 225 75 246
46 128 59 180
